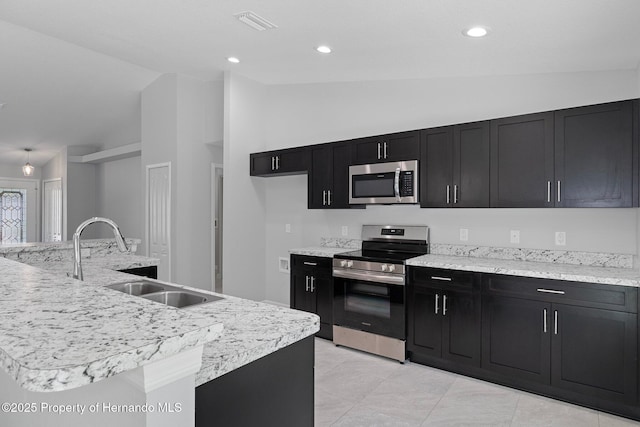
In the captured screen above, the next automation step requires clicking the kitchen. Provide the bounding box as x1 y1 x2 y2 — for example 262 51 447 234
2 1 640 426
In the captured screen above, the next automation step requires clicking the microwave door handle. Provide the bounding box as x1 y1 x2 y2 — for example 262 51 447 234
394 168 401 202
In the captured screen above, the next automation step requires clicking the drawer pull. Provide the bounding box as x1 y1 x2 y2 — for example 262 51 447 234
303 262 318 266
536 288 565 295
431 276 452 281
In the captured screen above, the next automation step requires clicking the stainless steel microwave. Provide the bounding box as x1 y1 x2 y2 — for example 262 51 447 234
349 160 419 204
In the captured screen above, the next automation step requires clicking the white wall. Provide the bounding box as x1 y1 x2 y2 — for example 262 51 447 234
248 69 640 304
95 156 143 244
222 73 267 300
141 74 223 289
0 162 42 180
66 146 99 239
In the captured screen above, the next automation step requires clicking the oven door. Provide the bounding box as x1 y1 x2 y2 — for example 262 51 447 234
333 276 405 340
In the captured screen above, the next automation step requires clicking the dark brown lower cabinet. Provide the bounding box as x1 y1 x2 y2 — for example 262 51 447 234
409 267 640 420
290 255 333 339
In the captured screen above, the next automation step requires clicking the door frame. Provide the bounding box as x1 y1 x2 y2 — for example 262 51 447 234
211 163 223 293
42 178 63 242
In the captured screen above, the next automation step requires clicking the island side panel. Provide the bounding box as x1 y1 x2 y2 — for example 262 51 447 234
195 336 314 427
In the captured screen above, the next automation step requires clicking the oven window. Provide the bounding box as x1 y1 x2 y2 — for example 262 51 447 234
352 173 395 198
344 282 391 319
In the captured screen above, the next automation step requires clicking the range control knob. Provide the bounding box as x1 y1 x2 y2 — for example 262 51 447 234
388 265 396 272
381 264 388 272
340 260 347 267
346 260 354 268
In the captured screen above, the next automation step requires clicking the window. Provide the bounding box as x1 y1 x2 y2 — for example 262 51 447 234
0 188 27 244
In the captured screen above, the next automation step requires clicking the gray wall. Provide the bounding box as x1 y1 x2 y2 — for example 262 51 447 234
222 68 640 304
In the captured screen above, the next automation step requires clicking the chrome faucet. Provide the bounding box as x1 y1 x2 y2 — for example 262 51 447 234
73 217 129 280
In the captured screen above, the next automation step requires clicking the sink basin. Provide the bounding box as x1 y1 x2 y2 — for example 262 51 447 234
142 291 222 308
106 281 165 296
106 279 223 308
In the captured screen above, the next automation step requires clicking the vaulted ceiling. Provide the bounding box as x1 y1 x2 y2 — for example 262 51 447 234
1 0 639 166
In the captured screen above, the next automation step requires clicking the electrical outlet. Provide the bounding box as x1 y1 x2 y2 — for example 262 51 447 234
459 228 469 242
285 224 291 233
341 226 348 236
555 231 566 246
278 257 290 273
510 230 520 244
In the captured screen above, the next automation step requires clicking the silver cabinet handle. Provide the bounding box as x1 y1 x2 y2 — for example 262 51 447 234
323 190 327 206
271 156 275 171
305 276 309 292
310 276 315 293
453 185 458 204
536 288 565 295
303 262 317 266
276 156 280 170
328 190 332 206
435 293 439 314
377 142 381 159
547 181 551 203
384 142 388 159
446 185 451 204
443 295 448 316
554 310 558 335
543 308 548 333
557 180 561 203
431 276 452 281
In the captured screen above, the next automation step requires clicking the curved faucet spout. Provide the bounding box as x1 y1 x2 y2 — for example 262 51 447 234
73 217 129 280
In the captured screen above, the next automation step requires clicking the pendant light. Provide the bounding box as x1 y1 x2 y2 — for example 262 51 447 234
22 149 34 177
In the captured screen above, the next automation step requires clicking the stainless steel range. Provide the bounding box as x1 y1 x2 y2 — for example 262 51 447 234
332 225 429 362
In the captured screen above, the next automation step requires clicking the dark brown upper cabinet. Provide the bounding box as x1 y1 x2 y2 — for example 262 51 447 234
554 100 634 208
490 112 555 207
308 143 356 209
352 130 420 164
421 122 490 208
250 148 310 176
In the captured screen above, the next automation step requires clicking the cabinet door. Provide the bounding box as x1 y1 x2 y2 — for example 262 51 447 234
308 146 333 209
250 153 276 176
383 131 421 161
277 149 310 175
551 304 637 403
554 101 633 207
490 113 555 207
291 272 316 314
482 295 551 384
314 275 334 339
407 285 443 358
442 288 481 366
352 136 384 164
330 143 354 208
454 121 490 208
421 127 454 208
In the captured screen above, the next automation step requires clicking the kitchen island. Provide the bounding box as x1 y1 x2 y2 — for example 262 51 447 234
0 241 318 427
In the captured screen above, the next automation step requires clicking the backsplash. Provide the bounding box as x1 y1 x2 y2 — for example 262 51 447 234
320 238 362 249
430 244 633 269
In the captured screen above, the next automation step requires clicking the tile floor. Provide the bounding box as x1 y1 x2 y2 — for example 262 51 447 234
314 338 640 426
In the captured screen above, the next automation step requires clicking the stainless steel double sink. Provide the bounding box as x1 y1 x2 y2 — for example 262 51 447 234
106 280 223 308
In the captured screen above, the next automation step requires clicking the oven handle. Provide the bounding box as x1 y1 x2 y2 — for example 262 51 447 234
333 268 405 285
394 168 401 202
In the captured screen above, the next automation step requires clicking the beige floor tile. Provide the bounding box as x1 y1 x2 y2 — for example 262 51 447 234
598 412 640 426
510 394 598 427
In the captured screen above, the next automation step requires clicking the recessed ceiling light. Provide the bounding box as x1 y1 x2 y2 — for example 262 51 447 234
227 57 240 64
316 45 332 54
0 103 5 109
463 26 489 38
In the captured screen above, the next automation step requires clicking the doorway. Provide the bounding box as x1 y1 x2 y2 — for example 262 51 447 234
211 163 223 293
42 178 63 242
146 163 172 281
0 178 38 243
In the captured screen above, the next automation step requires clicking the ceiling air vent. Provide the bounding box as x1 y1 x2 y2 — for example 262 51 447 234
233 11 278 31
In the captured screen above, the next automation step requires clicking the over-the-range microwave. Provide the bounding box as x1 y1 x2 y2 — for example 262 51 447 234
349 160 419 205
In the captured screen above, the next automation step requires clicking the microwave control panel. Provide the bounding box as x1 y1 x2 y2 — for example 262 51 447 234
400 171 414 196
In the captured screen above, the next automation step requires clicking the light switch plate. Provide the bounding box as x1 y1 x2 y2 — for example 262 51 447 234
555 231 566 246
285 224 291 233
510 230 520 244
341 226 348 236
459 228 469 242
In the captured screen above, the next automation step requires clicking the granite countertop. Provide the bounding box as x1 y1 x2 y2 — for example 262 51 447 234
0 238 141 254
407 254 640 287
0 257 223 393
289 246 354 258
1 244 319 393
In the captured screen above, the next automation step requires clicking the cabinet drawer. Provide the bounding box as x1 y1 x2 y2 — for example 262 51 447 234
410 267 478 291
482 274 637 313
290 255 332 274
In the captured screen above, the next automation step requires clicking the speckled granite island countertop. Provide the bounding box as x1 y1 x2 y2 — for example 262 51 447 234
0 257 224 392
407 254 640 287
